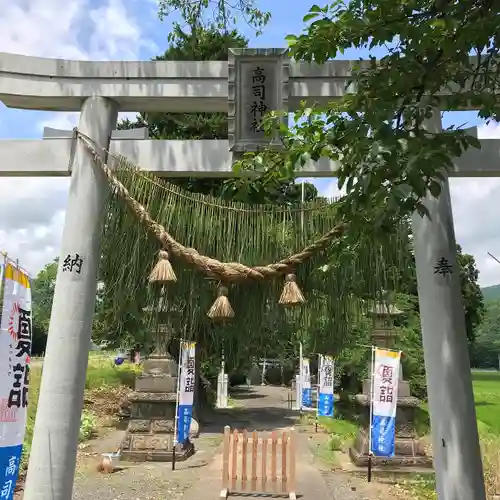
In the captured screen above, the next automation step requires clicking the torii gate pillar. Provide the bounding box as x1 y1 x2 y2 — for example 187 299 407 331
23 96 118 500
411 112 486 500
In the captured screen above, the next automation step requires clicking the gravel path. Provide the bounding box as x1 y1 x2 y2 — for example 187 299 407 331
17 385 409 500
70 429 223 500
72 462 199 500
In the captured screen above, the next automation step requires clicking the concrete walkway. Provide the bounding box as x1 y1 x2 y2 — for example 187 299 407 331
181 385 407 500
181 385 331 499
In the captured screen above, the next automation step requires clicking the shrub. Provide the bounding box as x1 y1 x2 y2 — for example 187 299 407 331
79 410 97 441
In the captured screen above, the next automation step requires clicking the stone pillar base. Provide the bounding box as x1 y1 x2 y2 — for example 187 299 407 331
120 391 195 462
349 429 432 468
349 393 432 469
121 438 195 462
120 353 196 463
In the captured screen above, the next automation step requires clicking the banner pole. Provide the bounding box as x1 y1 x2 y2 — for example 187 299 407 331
368 345 376 482
315 354 321 432
357 343 400 353
172 338 183 471
1 252 6 291
332 358 336 418
299 342 303 413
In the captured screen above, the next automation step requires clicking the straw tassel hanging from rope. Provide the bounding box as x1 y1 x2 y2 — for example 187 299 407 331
207 285 234 320
279 273 306 306
149 250 177 283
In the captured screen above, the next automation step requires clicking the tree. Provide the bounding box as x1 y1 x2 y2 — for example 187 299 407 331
470 299 500 368
332 235 485 399
30 258 148 355
457 244 485 345
393 241 486 397
237 1 499 242
107 2 491 410
31 259 58 355
402 238 485 346
91 284 150 351
157 0 271 38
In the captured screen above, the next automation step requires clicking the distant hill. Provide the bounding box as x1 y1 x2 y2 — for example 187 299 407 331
482 284 500 302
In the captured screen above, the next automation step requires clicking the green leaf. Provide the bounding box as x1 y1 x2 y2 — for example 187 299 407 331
466 134 481 149
415 202 430 219
309 4 322 13
429 180 442 198
303 12 320 22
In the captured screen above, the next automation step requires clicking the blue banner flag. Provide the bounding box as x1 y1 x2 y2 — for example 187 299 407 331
370 348 401 457
176 341 196 444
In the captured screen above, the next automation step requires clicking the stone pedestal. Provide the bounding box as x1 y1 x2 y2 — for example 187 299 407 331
349 299 432 469
120 355 194 462
349 391 432 468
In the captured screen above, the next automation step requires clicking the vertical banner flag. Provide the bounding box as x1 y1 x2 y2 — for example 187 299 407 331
0 264 32 500
318 355 334 417
176 341 196 444
301 357 312 409
370 348 401 457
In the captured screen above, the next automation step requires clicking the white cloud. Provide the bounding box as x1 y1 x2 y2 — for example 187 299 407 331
0 0 155 60
0 0 155 276
0 0 88 60
315 123 500 287
38 113 80 133
38 111 138 134
0 178 68 277
321 179 347 199
436 124 500 288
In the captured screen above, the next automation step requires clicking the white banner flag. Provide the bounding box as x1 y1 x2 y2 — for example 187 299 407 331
318 355 334 417
176 341 196 444
301 357 312 409
0 264 32 500
370 348 401 457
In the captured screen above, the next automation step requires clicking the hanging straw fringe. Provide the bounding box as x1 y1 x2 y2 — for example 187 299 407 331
149 250 177 283
76 129 412 354
75 131 347 283
207 286 235 320
279 273 306 306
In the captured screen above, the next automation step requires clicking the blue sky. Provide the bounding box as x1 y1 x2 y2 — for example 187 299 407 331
0 0 499 286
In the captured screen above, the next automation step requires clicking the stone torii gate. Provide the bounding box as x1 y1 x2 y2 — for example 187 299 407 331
0 49 496 500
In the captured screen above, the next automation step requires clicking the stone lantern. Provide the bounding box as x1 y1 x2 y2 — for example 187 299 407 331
349 297 432 469
120 289 194 462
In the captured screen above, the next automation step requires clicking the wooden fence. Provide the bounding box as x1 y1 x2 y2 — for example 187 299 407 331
220 426 297 500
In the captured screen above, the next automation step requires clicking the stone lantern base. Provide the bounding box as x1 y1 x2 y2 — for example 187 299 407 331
120 355 195 462
349 382 432 469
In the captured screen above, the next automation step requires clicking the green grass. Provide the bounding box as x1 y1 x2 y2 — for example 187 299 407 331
308 371 500 499
227 396 242 408
470 371 500 436
21 356 138 472
410 370 500 500
84 358 139 390
306 403 360 466
318 415 358 446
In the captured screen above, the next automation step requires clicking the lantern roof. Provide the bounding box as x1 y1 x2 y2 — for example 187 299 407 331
369 301 403 316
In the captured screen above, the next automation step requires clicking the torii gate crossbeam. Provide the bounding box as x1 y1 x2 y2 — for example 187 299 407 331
0 49 488 500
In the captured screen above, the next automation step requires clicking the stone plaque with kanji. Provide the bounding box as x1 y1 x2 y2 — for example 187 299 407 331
228 48 289 152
